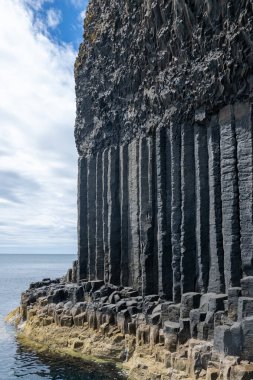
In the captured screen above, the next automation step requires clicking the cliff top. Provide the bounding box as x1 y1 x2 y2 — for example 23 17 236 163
74 0 253 156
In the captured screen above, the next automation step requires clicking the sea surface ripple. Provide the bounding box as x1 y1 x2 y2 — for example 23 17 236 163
0 254 126 380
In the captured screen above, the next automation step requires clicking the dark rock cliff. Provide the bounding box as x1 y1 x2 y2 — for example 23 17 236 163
74 0 253 301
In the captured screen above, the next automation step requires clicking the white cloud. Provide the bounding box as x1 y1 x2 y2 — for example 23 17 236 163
80 8 86 20
24 0 53 11
46 8 62 29
0 0 78 254
69 0 85 8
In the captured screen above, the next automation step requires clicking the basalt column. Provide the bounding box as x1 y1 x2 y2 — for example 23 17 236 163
95 152 104 281
139 136 157 295
156 128 172 299
207 116 225 293
87 155 97 281
170 122 182 303
128 140 141 291
120 144 129 287
234 103 253 276
107 147 121 285
219 105 241 290
180 123 196 294
102 148 109 283
77 157 88 282
194 123 209 293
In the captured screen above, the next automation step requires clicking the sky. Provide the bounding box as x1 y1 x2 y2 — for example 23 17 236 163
0 0 88 254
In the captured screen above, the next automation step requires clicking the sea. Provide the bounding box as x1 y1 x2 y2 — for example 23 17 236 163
0 254 126 380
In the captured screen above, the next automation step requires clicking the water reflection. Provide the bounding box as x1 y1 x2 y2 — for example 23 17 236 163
13 342 126 380
0 255 126 380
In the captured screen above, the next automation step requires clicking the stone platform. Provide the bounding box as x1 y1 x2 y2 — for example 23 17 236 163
19 275 253 379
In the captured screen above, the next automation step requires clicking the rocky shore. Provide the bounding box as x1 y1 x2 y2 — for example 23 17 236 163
15 276 253 380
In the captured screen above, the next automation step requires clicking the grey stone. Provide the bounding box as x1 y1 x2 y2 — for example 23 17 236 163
165 303 181 323
241 317 253 361
219 105 241 290
180 292 201 318
178 318 191 344
238 297 253 321
228 287 242 321
73 312 86 326
214 323 242 356
199 293 217 312
163 321 179 352
208 294 227 312
163 321 180 335
189 308 206 338
241 277 253 297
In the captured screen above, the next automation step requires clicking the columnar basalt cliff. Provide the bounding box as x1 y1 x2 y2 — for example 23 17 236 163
17 1 253 379
75 0 253 296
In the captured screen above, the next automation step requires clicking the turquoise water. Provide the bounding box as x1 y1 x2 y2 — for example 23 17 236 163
0 254 126 380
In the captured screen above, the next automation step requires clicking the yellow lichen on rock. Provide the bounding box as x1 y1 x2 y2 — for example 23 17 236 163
17 308 126 367
9 305 200 380
5 307 22 326
14 298 253 380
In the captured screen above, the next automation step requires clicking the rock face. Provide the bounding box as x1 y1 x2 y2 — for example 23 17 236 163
74 0 253 299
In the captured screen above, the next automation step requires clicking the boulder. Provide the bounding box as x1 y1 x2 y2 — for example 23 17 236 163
163 321 180 352
214 322 242 357
71 302 87 317
60 315 73 327
241 316 253 361
73 312 86 326
117 309 130 334
228 287 242 321
108 291 121 304
189 309 206 338
178 318 191 344
180 292 201 318
238 297 253 321
199 293 217 312
208 294 228 312
137 323 150 345
241 277 253 298
165 304 181 323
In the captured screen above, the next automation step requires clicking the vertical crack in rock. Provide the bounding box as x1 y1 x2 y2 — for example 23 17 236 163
207 116 225 293
219 105 241 290
194 122 209 293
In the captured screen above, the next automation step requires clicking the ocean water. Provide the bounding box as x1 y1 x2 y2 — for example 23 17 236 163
0 254 126 380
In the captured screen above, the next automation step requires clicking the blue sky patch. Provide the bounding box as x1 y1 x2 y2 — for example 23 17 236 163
28 0 88 49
